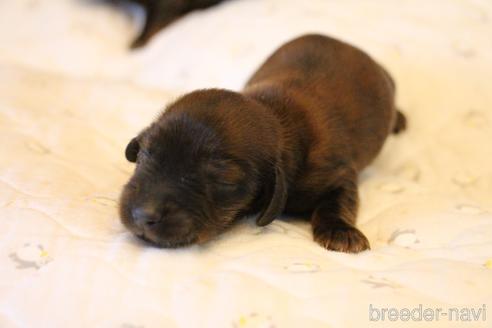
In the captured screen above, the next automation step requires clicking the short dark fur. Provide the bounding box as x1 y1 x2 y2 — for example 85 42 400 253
122 0 230 48
119 34 407 252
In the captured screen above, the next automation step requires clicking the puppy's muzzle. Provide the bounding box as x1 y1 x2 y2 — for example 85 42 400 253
128 201 197 247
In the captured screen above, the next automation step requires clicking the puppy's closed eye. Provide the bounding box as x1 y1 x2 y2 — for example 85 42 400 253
205 160 248 199
206 160 246 185
213 181 239 192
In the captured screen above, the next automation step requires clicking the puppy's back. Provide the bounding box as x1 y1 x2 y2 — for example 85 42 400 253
245 34 397 170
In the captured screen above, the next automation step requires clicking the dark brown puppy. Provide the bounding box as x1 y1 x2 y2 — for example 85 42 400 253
119 34 407 252
124 0 230 48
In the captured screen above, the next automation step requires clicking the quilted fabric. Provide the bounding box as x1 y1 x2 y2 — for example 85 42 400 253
0 0 491 327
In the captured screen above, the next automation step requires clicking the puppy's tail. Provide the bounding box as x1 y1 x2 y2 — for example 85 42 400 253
392 110 407 134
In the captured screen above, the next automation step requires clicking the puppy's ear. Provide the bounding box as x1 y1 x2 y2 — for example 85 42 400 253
256 163 287 226
125 137 140 163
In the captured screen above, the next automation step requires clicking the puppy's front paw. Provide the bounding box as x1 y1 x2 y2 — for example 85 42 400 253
313 221 370 253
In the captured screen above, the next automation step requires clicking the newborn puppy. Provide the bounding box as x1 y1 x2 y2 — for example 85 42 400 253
119 34 407 252
125 0 230 48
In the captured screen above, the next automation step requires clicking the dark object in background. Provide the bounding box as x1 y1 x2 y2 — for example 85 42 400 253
125 0 230 48
119 34 407 253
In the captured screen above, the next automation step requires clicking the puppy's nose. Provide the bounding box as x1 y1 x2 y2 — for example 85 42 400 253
132 206 162 228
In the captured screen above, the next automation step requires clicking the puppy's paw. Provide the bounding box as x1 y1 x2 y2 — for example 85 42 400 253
313 222 370 253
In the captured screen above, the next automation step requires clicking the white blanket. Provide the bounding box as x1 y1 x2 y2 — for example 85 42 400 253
1 0 491 327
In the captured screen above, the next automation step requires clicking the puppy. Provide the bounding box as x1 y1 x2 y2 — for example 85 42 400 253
119 34 407 252
123 0 230 48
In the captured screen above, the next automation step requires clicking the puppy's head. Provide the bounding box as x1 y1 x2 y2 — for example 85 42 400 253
119 89 287 248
